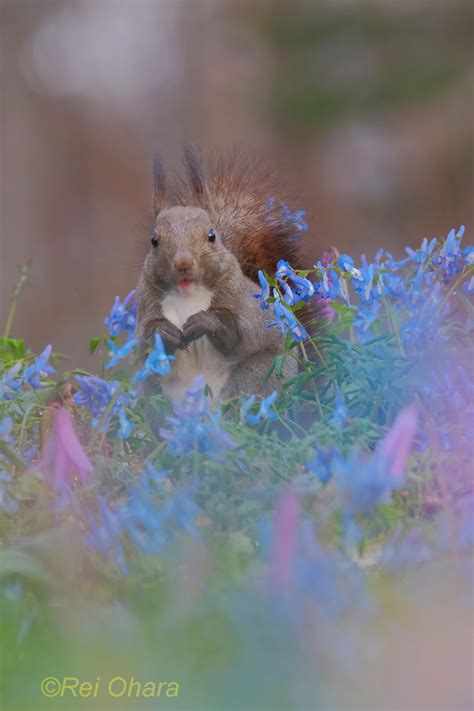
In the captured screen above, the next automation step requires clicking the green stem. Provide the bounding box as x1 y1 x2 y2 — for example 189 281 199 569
90 382 125 447
145 440 166 462
437 266 474 315
0 440 28 473
3 264 30 339
3 302 17 340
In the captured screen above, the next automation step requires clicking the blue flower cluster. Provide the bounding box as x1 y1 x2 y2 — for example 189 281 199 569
103 291 139 369
0 470 18 514
266 197 308 237
104 291 137 338
73 375 135 439
135 334 174 380
241 391 278 426
160 377 234 460
86 464 199 573
0 346 55 400
255 226 472 348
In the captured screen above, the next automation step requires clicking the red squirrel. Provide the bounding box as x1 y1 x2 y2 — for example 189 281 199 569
136 148 319 402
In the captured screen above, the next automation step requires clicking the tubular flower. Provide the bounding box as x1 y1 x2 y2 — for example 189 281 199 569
104 290 137 338
135 333 174 380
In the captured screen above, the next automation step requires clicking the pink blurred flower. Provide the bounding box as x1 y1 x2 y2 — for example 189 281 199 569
40 406 92 491
378 404 417 480
270 488 300 592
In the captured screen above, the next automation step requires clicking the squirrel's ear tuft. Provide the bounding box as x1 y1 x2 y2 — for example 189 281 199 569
183 146 210 208
152 151 166 216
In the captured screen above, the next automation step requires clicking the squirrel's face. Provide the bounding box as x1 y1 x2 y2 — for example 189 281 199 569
144 206 230 294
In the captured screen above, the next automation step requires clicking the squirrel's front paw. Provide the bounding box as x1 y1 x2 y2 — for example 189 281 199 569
155 319 183 354
182 311 218 345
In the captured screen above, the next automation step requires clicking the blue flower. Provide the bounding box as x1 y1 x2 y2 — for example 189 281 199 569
275 260 294 279
337 450 405 518
0 470 19 515
86 497 128 574
116 467 199 556
119 481 166 555
406 236 438 264
329 388 349 427
0 417 13 442
275 261 315 307
135 333 174 380
160 377 234 459
352 258 386 305
22 345 56 389
337 254 363 281
73 375 119 421
280 203 308 233
307 446 343 485
315 264 347 302
117 407 135 439
241 391 278 426
353 301 382 341
266 198 308 236
0 363 23 401
73 375 136 434
104 291 137 337
292 275 315 300
22 445 38 465
105 337 137 369
255 270 271 310
268 298 307 342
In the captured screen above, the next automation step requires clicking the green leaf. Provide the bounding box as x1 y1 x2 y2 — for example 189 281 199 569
0 549 51 589
89 337 102 355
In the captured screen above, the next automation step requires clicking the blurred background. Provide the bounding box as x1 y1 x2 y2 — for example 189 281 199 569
1 0 473 364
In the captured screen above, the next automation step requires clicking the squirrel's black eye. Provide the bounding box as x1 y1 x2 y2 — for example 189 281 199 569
151 233 159 248
208 228 217 244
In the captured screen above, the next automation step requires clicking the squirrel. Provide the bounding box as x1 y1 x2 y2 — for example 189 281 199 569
135 148 320 403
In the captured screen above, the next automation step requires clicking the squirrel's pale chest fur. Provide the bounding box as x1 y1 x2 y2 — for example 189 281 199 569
160 285 232 401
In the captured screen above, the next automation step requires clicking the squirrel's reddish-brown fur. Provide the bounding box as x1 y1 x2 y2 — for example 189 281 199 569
150 147 324 350
156 147 306 284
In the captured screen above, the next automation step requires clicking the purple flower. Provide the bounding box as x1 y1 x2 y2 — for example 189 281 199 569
38 406 92 494
270 488 300 593
377 404 417 480
22 345 56 389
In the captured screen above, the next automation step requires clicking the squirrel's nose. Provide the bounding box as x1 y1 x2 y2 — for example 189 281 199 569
174 254 195 274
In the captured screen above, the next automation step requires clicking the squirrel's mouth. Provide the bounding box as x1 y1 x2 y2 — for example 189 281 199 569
177 278 195 291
